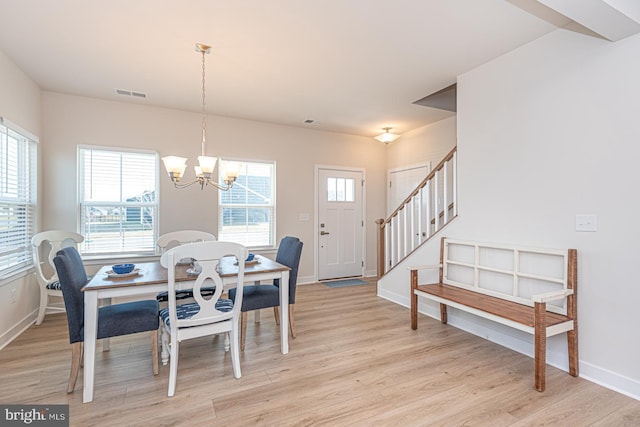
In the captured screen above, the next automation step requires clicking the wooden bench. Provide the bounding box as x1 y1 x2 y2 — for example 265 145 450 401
410 237 578 391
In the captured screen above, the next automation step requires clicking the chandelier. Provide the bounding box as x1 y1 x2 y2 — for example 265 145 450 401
161 43 240 190
374 127 400 144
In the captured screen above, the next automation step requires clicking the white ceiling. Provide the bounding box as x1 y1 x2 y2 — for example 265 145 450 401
0 0 569 138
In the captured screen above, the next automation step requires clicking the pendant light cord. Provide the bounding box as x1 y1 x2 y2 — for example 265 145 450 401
201 49 207 157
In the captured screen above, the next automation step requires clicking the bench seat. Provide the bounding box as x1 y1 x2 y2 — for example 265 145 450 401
417 283 572 329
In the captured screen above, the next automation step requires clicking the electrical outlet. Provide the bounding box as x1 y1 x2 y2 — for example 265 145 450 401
10 288 17 304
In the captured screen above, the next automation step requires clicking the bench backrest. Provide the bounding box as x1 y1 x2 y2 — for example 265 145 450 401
440 237 577 315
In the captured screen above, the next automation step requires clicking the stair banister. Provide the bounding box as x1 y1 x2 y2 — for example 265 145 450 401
376 146 457 277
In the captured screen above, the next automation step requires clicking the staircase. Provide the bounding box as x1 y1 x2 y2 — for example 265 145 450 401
376 146 457 277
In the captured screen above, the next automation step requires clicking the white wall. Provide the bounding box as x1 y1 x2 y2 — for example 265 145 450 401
379 29 640 398
385 116 457 171
0 51 42 348
41 92 387 283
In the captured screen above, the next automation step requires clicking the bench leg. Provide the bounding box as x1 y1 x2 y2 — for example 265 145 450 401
410 269 418 330
439 304 448 324
534 302 546 392
567 324 579 377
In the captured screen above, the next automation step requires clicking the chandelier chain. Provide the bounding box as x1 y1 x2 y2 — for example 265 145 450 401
201 49 207 152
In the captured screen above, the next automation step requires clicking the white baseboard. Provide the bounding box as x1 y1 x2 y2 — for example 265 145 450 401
298 275 316 285
0 310 36 351
377 286 640 401
580 361 640 401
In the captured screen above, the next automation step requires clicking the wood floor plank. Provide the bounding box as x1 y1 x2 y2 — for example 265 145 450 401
0 280 638 426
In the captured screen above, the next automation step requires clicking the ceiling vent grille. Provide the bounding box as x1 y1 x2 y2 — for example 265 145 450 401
115 88 147 99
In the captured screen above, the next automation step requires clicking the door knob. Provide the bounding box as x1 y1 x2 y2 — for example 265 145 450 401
320 231 330 235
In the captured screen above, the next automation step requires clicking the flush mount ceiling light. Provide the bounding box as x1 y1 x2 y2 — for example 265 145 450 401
161 43 240 190
374 127 400 144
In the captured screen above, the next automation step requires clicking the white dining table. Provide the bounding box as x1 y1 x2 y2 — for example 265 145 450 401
81 255 290 403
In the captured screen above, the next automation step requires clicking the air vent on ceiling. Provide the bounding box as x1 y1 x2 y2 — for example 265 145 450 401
115 88 148 99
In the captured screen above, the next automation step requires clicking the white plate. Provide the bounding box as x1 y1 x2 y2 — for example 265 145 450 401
105 268 141 278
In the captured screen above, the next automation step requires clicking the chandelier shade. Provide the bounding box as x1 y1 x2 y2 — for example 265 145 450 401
374 127 400 143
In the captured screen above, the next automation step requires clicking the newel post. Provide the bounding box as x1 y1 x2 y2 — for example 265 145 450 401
375 219 385 278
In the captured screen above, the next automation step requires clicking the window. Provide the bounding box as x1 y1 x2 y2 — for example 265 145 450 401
327 177 355 202
78 146 158 256
219 159 275 248
0 118 37 280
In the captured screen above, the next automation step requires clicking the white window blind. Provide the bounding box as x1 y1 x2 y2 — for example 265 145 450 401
0 118 37 279
78 146 158 255
219 159 275 248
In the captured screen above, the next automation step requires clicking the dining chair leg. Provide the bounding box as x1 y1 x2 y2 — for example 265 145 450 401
289 304 296 338
241 312 248 351
161 327 170 365
230 325 242 379
151 330 159 375
224 332 230 352
273 306 280 325
36 288 48 326
168 339 179 397
68 342 82 393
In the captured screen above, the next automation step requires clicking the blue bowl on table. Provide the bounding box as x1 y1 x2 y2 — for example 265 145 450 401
112 263 135 275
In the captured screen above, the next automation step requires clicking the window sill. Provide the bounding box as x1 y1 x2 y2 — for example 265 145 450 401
81 254 160 266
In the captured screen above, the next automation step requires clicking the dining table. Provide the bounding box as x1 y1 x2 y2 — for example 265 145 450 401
81 254 290 403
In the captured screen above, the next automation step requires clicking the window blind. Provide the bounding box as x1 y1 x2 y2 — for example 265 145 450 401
78 146 158 255
0 119 37 279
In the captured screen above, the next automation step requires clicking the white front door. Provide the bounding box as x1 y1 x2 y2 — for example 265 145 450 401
317 168 363 280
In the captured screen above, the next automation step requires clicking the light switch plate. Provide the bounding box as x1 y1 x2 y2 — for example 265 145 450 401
299 213 310 222
575 214 597 232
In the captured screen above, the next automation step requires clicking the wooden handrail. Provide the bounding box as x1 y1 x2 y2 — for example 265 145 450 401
382 146 457 226
376 146 457 277
431 202 455 224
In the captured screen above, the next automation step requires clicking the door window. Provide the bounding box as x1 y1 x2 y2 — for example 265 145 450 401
327 177 354 202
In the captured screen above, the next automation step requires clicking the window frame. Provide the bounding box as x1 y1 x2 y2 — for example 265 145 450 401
218 157 276 249
0 117 38 282
77 145 160 257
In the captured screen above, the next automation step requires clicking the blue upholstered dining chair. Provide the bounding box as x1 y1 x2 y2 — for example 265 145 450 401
159 241 247 397
228 236 303 351
155 230 217 302
53 246 160 393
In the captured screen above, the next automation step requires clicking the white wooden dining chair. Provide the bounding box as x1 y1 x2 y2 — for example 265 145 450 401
159 241 247 397
157 230 216 253
156 230 216 302
31 230 84 325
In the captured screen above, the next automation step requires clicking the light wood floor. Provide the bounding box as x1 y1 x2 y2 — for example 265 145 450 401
1 280 639 426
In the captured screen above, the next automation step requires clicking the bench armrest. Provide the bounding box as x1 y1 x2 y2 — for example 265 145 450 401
408 264 441 271
531 289 574 303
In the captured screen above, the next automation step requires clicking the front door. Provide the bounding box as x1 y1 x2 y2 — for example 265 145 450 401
317 168 364 280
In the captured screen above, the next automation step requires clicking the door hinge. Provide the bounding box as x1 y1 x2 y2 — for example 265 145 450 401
361 220 364 227
389 181 392 188
361 179 365 187
362 261 364 267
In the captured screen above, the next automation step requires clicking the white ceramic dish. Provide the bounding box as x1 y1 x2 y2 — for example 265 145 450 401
105 268 141 278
